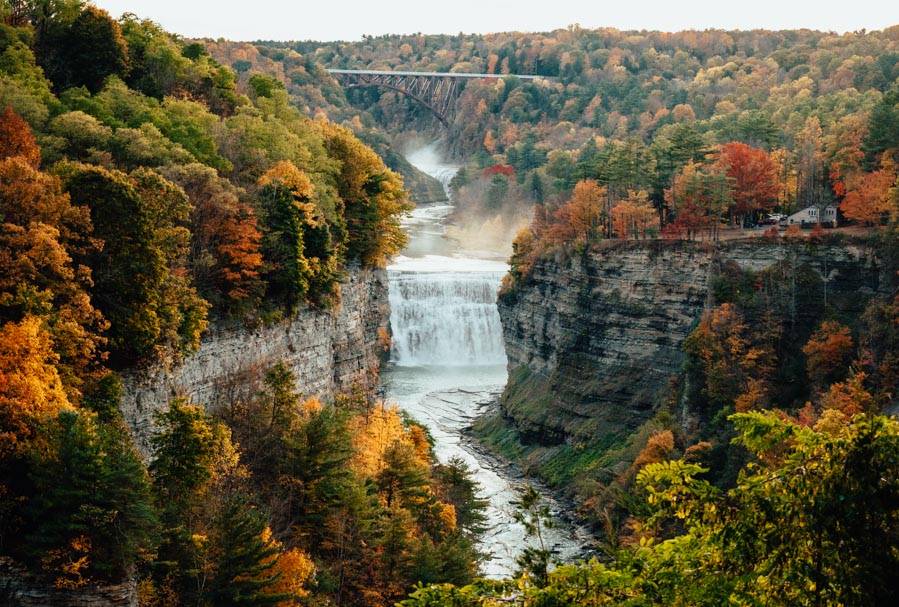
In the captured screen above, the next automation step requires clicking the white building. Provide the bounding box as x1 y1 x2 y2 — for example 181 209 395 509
783 206 838 228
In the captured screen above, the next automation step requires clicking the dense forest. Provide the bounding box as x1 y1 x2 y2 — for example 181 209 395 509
0 2 492 606
225 26 899 244
2 0 899 605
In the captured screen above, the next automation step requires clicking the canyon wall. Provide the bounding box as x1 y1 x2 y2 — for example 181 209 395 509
497 239 885 446
0 558 136 607
120 266 389 454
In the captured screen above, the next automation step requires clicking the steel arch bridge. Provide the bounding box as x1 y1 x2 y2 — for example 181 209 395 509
327 69 547 127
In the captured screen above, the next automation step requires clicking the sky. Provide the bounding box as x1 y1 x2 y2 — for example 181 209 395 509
91 0 899 42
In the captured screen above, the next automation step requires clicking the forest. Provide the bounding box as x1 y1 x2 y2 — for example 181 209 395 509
1 0 899 605
0 2 491 606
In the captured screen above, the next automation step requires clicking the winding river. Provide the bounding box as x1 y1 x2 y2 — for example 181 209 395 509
379 144 587 578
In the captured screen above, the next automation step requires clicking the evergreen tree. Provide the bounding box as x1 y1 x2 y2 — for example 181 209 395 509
206 495 291 607
24 410 156 585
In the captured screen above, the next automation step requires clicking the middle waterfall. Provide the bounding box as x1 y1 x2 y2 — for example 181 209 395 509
389 259 507 366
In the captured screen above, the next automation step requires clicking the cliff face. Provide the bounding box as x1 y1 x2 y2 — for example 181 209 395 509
120 266 389 454
497 240 883 445
0 558 136 607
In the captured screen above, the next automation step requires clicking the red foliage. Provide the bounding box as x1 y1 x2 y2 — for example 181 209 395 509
483 164 515 178
716 141 780 219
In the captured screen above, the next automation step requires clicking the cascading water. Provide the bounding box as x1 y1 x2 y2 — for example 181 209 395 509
381 142 587 578
389 262 507 366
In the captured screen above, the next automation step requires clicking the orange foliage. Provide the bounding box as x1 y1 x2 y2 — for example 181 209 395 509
820 372 874 416
840 164 896 226
631 430 674 472
547 179 606 244
0 316 72 457
0 106 41 168
802 320 854 389
610 190 658 239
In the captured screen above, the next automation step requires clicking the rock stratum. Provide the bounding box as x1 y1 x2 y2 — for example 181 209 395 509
497 239 886 446
120 266 389 455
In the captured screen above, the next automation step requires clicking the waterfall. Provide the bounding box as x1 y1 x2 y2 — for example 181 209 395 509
389 266 507 366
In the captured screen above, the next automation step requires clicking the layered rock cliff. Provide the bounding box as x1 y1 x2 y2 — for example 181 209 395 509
0 558 136 607
496 239 885 446
120 266 389 454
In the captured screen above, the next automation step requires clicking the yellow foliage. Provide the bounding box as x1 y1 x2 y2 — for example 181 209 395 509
258 160 315 201
351 403 409 477
438 502 457 533
301 395 323 419
43 535 93 590
266 548 316 603
0 316 72 457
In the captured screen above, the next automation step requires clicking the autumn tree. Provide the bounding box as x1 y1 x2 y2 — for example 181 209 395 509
803 320 855 391
715 141 780 224
0 157 106 393
610 189 659 239
316 120 412 267
258 160 341 308
547 178 606 243
0 315 71 459
0 105 41 166
161 163 263 314
665 161 733 240
840 162 896 226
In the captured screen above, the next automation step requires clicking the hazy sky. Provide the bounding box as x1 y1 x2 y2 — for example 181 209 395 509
91 0 899 42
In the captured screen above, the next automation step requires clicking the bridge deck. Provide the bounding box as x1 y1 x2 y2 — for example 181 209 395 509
326 69 548 80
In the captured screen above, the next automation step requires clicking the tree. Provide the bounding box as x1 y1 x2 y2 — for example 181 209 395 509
161 163 263 314
0 315 71 459
665 161 733 240
716 141 780 224
548 178 606 244
796 116 830 214
863 79 899 167
0 105 41 166
60 163 207 365
24 410 156 586
840 163 896 226
258 160 338 308
59 5 129 93
0 157 106 393
206 496 292 607
316 120 412 267
513 484 554 588
610 189 659 239
803 320 854 391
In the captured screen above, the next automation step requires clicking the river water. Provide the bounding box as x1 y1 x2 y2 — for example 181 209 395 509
380 144 587 578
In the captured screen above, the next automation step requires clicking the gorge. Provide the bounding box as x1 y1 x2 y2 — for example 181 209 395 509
381 144 587 577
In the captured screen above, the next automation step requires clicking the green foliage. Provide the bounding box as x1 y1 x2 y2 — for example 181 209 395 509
401 411 899 607
206 495 290 607
60 162 208 365
512 484 554 588
24 410 156 584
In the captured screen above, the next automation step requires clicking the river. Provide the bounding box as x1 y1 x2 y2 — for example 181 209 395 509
379 143 587 579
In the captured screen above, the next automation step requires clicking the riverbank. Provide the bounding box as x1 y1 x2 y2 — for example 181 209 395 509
460 394 597 563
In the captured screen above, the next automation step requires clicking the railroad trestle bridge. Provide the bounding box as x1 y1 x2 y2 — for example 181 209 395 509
327 69 548 127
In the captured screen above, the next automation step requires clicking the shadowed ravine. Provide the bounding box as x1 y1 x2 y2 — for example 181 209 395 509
379 143 588 578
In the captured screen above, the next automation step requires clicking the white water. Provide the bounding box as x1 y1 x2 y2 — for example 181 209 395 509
381 142 587 578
